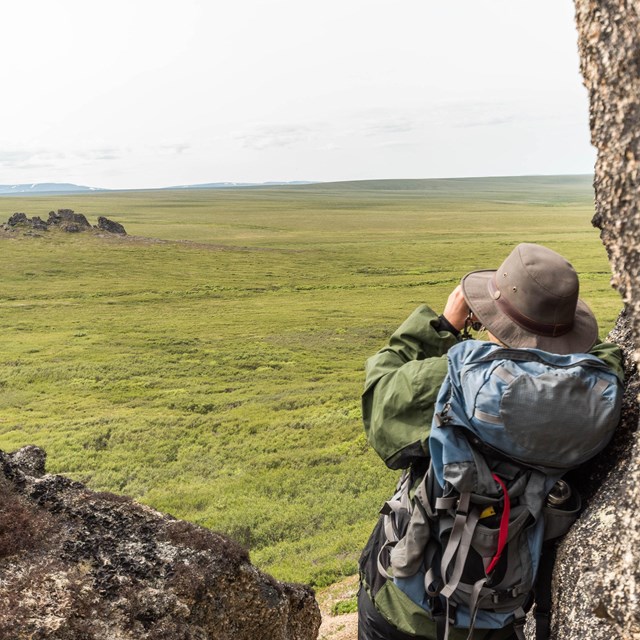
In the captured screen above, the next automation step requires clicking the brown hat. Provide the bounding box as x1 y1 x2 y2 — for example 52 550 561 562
460 243 598 354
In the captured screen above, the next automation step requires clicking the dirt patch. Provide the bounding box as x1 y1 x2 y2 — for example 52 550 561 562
317 575 359 640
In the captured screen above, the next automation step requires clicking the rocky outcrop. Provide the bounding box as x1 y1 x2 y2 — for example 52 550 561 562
0 446 320 640
2 210 126 235
544 3 640 638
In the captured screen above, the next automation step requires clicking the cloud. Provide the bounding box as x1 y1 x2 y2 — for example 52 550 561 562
454 115 516 128
0 149 66 169
82 148 125 161
233 124 316 150
360 116 417 136
0 145 132 172
315 142 342 151
158 143 191 155
373 140 420 150
231 112 421 152
439 101 519 129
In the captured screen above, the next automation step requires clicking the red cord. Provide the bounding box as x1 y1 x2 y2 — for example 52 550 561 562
486 473 510 575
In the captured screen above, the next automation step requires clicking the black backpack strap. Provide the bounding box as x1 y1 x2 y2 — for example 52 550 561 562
533 540 557 640
433 600 456 640
512 607 527 640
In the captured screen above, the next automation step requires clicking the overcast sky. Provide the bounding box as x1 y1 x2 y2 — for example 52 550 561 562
1 0 594 190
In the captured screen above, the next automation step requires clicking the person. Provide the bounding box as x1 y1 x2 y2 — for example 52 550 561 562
357 243 624 640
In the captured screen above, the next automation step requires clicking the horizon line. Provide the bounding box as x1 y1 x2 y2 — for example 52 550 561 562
0 173 595 196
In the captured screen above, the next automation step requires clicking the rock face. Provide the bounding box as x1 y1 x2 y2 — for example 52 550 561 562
575 1 640 355
0 446 320 640
545 3 640 638
549 311 639 639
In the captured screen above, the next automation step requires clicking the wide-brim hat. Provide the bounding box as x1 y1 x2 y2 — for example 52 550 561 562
460 243 598 354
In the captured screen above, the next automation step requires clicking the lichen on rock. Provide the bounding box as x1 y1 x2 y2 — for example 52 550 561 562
0 446 320 639
544 2 640 637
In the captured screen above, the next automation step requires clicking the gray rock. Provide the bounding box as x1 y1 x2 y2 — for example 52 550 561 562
546 310 640 639
48 209 91 230
0 447 320 639
97 216 127 235
7 212 28 226
9 445 47 477
30 216 49 231
6 212 49 231
543 3 640 638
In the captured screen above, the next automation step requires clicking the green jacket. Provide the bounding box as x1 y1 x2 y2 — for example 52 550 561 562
362 304 625 470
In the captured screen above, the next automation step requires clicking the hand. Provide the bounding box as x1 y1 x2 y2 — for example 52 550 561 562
442 285 470 331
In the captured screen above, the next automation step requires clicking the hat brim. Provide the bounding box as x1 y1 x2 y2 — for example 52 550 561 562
460 269 599 354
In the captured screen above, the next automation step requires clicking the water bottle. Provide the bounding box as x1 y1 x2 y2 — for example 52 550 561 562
546 480 572 507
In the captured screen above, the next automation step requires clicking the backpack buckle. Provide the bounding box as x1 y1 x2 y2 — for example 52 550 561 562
490 591 509 604
490 587 523 605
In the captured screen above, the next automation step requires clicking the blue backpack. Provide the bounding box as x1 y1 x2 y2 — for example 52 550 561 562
377 340 622 640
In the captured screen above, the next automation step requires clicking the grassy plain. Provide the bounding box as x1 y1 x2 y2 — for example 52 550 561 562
0 175 622 585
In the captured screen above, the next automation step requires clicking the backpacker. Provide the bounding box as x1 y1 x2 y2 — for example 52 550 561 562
375 339 622 640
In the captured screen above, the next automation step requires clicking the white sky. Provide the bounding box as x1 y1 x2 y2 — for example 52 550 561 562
1 0 594 190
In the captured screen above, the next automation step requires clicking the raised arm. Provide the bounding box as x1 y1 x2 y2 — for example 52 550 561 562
362 303 461 469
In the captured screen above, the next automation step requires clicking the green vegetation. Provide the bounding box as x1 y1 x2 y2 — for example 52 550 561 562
331 596 359 616
0 176 621 585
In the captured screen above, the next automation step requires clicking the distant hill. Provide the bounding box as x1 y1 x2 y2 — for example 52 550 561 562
0 175 593 197
299 174 594 191
0 183 103 195
166 181 316 190
162 175 594 197
0 181 316 195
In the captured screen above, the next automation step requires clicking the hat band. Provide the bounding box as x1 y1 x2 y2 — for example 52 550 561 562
488 276 573 338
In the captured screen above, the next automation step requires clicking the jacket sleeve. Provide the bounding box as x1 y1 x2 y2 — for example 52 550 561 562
362 305 459 470
589 341 625 382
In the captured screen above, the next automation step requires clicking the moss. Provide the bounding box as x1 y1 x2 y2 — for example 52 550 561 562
0 478 57 558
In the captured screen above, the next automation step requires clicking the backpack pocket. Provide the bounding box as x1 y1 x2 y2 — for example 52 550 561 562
441 503 535 616
542 489 582 541
500 371 618 468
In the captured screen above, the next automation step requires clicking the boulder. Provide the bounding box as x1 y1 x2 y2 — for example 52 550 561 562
97 216 127 235
0 446 320 640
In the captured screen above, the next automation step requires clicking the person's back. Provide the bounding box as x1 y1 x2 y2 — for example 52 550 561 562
358 243 624 640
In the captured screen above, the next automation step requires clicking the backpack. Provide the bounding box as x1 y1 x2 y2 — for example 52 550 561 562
376 339 622 640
